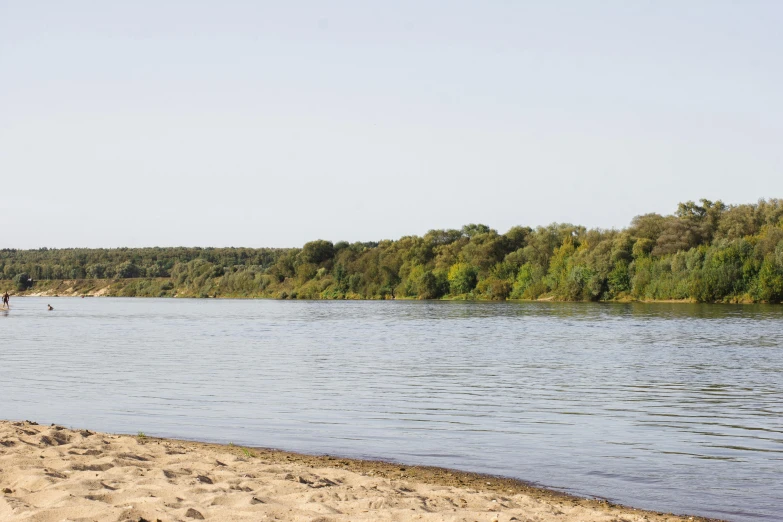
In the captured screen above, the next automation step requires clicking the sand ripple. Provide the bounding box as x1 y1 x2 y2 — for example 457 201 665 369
0 421 716 522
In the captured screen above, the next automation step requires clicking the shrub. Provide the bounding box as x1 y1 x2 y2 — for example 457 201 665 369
14 273 32 291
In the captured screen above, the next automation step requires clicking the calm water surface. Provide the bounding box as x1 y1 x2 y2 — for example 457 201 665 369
2 297 782 521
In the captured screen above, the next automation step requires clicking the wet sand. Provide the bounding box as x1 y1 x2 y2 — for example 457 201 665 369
0 420 722 522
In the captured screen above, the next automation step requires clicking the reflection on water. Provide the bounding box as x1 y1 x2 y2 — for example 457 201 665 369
2 298 782 521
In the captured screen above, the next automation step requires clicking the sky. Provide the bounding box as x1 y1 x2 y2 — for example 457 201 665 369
1 1 781 249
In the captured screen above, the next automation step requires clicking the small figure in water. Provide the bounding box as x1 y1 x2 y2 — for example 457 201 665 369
2 292 9 309
47 304 53 311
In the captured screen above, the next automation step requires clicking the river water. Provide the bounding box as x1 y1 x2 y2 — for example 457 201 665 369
1 297 781 520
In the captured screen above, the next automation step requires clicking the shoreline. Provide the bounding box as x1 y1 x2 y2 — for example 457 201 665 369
3 284 769 305
1 420 724 522
1 278 772 304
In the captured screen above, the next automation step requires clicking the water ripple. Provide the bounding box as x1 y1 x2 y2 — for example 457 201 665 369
2 298 782 521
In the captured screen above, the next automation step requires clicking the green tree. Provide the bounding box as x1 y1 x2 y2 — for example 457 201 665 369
417 270 448 299
461 224 491 238
607 261 630 295
116 261 142 279
300 240 335 265
448 263 478 295
757 248 783 302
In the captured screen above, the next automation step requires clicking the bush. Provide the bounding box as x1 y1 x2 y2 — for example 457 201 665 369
477 277 512 300
14 273 32 291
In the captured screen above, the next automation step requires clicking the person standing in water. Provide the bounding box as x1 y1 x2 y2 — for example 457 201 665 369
2 292 9 309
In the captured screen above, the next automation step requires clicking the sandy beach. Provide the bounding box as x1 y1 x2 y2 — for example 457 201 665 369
0 420 721 522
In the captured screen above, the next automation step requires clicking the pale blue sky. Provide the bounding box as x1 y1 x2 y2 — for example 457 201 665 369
1 1 781 248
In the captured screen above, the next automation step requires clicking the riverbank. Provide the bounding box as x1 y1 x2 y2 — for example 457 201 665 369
0 279 753 304
0 421 721 522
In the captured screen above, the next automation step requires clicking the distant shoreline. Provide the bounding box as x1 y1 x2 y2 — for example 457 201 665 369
3 278 769 304
0 420 723 522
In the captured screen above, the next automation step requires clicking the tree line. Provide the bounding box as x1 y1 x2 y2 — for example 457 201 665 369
3 198 783 303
